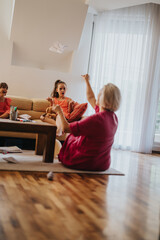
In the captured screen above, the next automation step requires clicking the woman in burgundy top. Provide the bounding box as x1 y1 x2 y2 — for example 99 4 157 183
0 82 11 119
53 74 121 171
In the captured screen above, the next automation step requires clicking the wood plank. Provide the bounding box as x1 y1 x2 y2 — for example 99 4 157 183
0 150 159 240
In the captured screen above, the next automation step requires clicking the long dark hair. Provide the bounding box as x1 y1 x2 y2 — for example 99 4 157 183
51 80 66 98
0 82 8 89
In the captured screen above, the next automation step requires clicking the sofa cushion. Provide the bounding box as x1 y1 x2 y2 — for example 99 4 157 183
32 99 50 112
68 103 88 122
8 95 32 110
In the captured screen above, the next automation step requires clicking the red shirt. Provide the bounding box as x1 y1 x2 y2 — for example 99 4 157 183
58 106 118 171
0 98 11 116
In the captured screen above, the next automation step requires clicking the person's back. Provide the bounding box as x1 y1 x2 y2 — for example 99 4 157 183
59 107 118 171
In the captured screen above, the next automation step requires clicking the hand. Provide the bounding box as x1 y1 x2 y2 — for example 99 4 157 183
81 74 90 81
68 100 75 113
52 104 62 115
46 97 53 105
69 100 74 107
40 113 47 121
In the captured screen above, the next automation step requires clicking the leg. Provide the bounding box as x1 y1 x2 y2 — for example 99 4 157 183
40 115 63 136
56 114 63 136
40 116 57 125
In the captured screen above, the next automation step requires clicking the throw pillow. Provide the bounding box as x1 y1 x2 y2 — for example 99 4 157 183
68 103 88 122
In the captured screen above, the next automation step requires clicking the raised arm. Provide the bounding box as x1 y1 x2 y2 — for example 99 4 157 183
82 74 96 109
46 97 54 106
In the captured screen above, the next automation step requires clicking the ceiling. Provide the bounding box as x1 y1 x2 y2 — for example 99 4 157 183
87 0 160 12
2 0 160 73
10 0 88 72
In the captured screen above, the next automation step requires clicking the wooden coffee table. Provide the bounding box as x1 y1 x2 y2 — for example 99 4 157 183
0 119 57 163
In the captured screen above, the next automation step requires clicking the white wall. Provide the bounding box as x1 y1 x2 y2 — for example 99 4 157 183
0 12 93 103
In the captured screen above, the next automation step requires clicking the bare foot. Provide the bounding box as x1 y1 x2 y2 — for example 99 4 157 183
40 113 46 121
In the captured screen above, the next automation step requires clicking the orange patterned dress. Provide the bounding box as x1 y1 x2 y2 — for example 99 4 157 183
54 97 71 119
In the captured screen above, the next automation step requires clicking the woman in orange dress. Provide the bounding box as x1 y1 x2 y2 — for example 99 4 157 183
41 80 87 135
48 80 74 120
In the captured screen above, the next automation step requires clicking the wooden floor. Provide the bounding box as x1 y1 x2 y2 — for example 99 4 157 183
0 149 159 240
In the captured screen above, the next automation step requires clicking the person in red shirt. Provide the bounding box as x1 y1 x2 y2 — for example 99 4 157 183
0 82 11 119
54 74 121 171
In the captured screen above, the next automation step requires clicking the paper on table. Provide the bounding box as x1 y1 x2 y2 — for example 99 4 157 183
19 114 31 119
2 157 19 164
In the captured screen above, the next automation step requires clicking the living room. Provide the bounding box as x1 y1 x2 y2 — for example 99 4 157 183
0 0 159 239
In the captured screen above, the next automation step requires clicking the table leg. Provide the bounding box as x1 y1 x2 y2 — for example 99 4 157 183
43 130 56 163
35 134 46 155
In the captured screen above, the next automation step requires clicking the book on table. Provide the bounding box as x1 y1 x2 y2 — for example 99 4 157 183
0 146 22 153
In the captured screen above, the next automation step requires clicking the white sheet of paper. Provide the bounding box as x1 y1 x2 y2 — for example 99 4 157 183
2 157 19 164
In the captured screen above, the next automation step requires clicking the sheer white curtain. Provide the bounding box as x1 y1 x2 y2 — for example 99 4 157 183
88 3 160 153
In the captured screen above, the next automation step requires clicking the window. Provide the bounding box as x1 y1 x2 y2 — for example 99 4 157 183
88 4 160 153
153 96 160 150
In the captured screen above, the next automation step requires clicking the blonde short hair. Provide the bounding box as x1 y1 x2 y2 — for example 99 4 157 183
100 83 121 112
